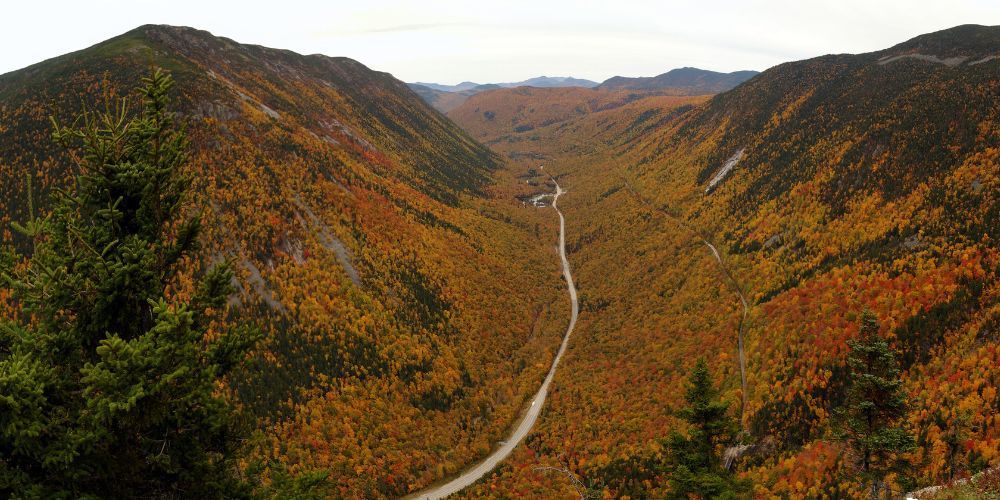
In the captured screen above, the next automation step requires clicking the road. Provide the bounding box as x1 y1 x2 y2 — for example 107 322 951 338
407 179 579 499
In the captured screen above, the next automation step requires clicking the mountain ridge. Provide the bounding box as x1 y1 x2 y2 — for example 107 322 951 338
413 75 599 93
412 68 758 113
597 66 760 93
408 76 601 113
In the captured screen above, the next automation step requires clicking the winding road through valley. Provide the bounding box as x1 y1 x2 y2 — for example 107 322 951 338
409 179 579 499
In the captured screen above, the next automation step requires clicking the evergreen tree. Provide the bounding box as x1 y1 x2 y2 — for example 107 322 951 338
663 358 749 499
835 310 915 499
0 69 259 497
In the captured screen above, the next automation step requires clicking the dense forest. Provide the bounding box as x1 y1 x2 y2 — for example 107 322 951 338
0 21 996 498
0 25 571 497
448 24 997 498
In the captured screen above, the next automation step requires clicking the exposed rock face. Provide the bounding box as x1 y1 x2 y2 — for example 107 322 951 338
878 53 970 66
706 148 745 193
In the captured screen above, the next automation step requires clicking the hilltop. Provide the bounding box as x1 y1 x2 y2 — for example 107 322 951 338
597 66 759 93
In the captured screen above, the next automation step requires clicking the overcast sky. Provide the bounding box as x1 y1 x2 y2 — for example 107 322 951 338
4 1 998 84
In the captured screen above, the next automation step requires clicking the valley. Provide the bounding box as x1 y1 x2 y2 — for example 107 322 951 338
0 17 996 499
412 178 579 499
411 68 754 114
441 24 997 497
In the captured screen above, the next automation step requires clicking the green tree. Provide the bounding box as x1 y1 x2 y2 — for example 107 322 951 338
663 358 749 499
0 68 259 497
835 310 915 499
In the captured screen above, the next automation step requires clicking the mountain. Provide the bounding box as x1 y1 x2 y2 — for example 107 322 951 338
415 76 598 93
3 20 998 498
406 82 503 113
0 25 569 497
430 68 753 119
412 80 483 92
449 24 999 497
409 76 600 112
598 66 759 93
500 76 600 88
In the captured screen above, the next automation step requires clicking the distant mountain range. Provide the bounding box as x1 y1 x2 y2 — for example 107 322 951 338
408 77 599 112
597 67 759 93
406 83 495 113
410 69 760 112
414 76 600 93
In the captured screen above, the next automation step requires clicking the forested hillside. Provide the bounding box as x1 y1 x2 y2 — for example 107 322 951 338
448 85 709 144
597 67 759 94
449 24 998 497
1 20 996 498
0 25 570 497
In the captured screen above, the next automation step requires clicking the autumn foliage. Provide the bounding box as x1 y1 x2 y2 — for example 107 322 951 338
449 24 998 497
0 25 569 497
0 22 996 498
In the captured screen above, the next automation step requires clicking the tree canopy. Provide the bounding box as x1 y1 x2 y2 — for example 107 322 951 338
836 310 916 498
664 358 750 498
0 68 258 498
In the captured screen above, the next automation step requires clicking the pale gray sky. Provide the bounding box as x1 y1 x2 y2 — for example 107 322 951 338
4 0 998 84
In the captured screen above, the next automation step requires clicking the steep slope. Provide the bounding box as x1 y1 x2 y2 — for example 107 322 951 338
0 25 570 497
598 66 759 93
449 24 998 497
